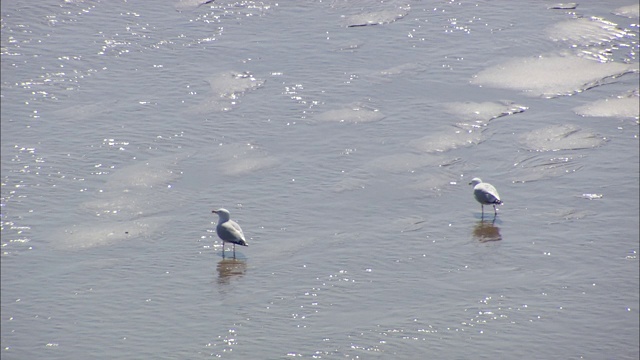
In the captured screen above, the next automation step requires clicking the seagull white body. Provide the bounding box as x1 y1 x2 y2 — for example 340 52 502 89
469 178 503 217
212 208 248 258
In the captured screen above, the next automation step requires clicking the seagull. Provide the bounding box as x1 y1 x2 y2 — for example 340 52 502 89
212 208 248 258
469 178 503 218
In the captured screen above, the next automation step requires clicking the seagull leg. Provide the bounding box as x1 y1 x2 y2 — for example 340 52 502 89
233 244 236 259
222 243 225 258
493 205 497 216
481 205 484 219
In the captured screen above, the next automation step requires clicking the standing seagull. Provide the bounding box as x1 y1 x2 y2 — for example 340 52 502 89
469 178 503 218
212 208 248 258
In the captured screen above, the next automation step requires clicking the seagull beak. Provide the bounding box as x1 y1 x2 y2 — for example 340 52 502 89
212 210 217 214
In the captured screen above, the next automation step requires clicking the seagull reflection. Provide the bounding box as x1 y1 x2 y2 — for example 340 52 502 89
216 258 247 285
472 219 502 243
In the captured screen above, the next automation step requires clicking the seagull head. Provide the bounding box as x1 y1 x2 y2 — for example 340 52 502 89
212 208 231 221
469 178 483 187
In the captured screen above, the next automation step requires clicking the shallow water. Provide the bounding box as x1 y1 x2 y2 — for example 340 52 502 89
2 1 639 359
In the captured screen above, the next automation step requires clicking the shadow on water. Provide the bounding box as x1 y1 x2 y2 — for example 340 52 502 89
472 219 502 243
216 258 247 285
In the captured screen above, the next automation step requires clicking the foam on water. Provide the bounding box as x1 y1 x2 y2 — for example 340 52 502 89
410 130 485 153
105 156 183 190
520 124 607 151
444 100 528 132
332 173 370 193
54 216 170 250
573 90 640 119
329 0 410 27
345 8 409 27
407 170 464 196
472 8 638 99
372 62 427 80
52 154 185 249
314 103 385 123
190 71 266 113
511 153 584 183
472 54 636 98
206 142 279 176
613 4 640 18
547 17 629 46
444 101 528 122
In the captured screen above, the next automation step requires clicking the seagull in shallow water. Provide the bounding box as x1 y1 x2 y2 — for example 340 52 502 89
212 208 248 258
469 178 503 218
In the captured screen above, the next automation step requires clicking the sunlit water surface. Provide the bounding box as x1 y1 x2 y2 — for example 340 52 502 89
2 1 638 358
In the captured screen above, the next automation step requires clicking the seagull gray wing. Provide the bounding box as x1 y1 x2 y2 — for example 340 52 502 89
217 220 246 243
475 183 501 204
